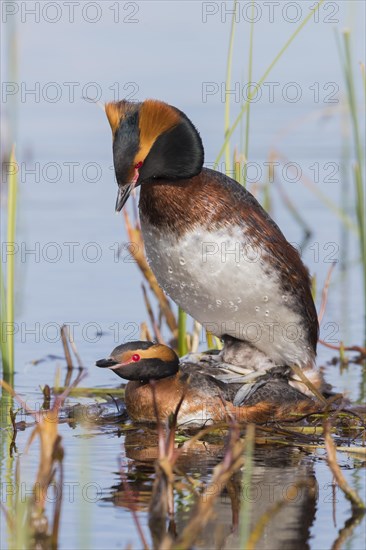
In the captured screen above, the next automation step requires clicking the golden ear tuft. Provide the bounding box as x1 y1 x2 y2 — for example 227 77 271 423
105 102 124 135
142 344 178 362
139 100 180 144
133 99 180 164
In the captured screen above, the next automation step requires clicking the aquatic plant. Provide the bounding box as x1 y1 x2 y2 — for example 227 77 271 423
0 147 17 381
336 30 365 321
0 371 85 548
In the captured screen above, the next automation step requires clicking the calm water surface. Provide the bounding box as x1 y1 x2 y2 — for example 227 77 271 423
1 1 365 548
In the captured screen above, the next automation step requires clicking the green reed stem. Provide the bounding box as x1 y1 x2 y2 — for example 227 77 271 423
1 147 17 378
215 0 325 168
243 0 255 188
178 307 187 356
224 0 238 175
0 261 9 371
337 31 365 315
6 148 17 374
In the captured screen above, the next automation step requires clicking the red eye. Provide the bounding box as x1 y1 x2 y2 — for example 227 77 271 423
135 161 143 169
131 354 140 362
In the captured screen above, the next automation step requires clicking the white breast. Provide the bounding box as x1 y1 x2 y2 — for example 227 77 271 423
141 221 313 368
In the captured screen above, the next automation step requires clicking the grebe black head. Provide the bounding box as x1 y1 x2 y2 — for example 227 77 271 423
105 100 204 211
96 340 179 381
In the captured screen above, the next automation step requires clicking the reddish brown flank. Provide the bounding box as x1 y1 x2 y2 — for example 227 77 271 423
125 375 321 425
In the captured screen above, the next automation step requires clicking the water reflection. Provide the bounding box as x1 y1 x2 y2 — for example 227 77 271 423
106 428 319 549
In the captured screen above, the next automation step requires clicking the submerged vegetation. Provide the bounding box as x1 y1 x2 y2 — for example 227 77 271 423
0 1 365 548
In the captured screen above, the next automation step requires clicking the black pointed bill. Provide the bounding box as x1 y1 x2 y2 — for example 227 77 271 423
96 357 133 370
96 358 119 368
115 184 134 212
115 164 141 212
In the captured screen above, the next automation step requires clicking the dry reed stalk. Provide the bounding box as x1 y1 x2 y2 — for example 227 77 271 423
291 364 328 405
67 328 83 368
318 262 337 323
323 418 365 512
141 284 165 344
331 511 365 550
318 340 366 357
123 209 177 337
239 424 255 546
9 407 18 456
167 421 244 550
148 381 188 519
60 324 73 368
140 321 153 342
0 370 85 541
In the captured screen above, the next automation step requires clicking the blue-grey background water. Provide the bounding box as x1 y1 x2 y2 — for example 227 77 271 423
1 1 365 548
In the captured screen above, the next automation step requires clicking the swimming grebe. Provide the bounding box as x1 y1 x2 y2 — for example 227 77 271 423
105 99 319 387
96 341 318 426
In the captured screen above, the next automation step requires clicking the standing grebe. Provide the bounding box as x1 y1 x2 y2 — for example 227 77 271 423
105 99 319 388
96 341 317 426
